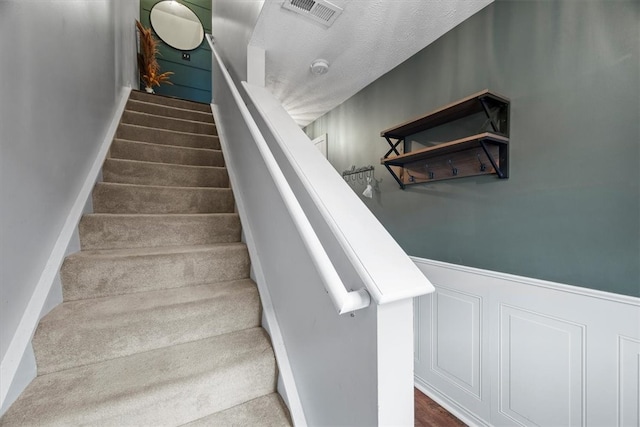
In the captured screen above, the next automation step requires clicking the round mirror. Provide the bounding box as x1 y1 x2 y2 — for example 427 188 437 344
150 1 204 51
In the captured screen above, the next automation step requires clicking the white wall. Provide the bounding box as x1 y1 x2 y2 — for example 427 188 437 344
0 0 138 412
412 257 640 427
210 0 264 87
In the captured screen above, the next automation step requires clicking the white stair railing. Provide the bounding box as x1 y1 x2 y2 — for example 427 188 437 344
209 35 434 426
210 44 369 315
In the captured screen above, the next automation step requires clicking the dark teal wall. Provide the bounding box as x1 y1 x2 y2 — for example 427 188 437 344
141 0 211 103
305 1 640 297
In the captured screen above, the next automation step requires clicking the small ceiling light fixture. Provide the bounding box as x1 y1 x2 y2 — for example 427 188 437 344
310 59 329 75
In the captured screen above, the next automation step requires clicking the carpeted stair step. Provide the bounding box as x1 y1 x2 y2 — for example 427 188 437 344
184 394 291 427
116 124 220 149
61 243 250 301
122 111 216 135
92 182 234 214
0 328 277 426
126 99 214 123
130 90 211 113
33 279 260 375
110 139 224 167
79 213 241 250
102 159 229 188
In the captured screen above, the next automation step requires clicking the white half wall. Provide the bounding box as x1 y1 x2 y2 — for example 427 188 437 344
412 257 640 427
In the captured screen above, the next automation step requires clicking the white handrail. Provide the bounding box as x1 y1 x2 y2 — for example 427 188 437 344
208 36 370 314
242 83 435 305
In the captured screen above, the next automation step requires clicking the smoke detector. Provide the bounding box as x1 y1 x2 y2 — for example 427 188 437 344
310 59 329 75
282 0 343 28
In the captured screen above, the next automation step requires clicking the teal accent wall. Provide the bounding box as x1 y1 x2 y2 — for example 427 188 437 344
305 1 640 297
141 0 211 103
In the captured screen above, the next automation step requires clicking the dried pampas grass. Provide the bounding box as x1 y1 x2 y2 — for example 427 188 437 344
136 20 174 90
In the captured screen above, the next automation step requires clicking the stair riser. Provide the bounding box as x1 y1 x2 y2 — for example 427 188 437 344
92 184 235 214
129 90 211 112
79 214 241 250
116 124 220 149
33 282 261 375
110 139 224 167
102 159 229 188
123 111 216 135
126 100 214 123
61 246 250 301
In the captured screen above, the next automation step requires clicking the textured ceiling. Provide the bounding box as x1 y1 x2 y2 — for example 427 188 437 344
250 0 493 126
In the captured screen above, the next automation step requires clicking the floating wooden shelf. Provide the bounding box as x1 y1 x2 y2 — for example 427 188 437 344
380 90 510 188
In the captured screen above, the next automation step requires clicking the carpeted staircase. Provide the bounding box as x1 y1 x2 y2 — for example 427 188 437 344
1 91 292 426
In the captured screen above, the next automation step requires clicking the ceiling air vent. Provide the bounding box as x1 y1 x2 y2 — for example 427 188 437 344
282 0 343 28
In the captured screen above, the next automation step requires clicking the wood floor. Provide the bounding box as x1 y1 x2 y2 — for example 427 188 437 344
415 388 466 427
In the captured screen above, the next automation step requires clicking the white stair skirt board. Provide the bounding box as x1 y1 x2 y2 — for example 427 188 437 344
0 87 132 412
212 103 307 426
411 256 640 427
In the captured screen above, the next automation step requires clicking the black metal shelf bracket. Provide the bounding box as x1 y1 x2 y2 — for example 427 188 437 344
384 136 403 157
478 139 506 179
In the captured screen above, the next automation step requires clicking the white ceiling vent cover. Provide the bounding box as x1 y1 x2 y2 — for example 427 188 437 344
282 0 343 28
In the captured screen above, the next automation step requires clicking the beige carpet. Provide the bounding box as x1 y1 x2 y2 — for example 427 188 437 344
0 91 292 426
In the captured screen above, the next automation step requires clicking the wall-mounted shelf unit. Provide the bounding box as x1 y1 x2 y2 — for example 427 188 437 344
380 89 510 189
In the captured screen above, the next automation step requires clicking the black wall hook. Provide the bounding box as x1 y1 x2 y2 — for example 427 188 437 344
448 159 458 176
477 154 487 171
425 164 435 179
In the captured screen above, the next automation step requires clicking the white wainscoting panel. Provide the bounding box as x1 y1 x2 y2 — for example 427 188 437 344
412 257 640 427
433 287 482 399
618 336 640 427
499 305 585 426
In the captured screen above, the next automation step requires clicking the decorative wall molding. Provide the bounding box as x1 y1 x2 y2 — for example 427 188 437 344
412 256 640 427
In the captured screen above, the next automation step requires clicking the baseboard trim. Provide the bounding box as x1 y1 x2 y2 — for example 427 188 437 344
410 256 639 306
0 87 131 410
212 103 307 427
414 377 489 427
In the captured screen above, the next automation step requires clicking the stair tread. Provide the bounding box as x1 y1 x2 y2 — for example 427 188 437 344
34 279 260 375
123 110 217 127
92 183 235 214
127 99 212 115
112 138 222 154
115 124 220 150
61 242 250 300
129 90 211 112
117 123 219 139
127 99 211 115
66 242 247 259
1 328 276 426
95 181 233 191
126 100 214 124
102 158 229 188
184 394 291 427
105 157 226 171
83 213 239 218
122 111 216 136
79 213 241 250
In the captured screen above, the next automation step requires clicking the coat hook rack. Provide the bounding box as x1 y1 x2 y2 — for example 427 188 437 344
379 89 510 188
342 165 373 178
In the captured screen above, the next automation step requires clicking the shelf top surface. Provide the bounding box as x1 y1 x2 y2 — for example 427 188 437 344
382 132 509 166
380 89 510 138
